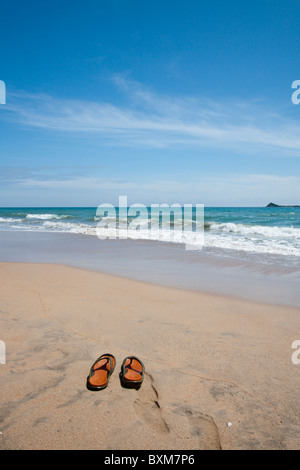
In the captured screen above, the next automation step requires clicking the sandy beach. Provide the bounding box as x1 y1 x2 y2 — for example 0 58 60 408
0 261 299 450
2 0 300 454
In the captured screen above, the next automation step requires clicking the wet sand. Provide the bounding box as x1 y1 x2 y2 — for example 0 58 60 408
0 231 300 307
0 262 299 450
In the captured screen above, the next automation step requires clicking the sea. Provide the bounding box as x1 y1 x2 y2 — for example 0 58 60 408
0 206 299 259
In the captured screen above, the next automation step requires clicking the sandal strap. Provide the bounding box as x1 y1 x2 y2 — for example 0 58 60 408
89 356 112 378
93 357 110 372
125 358 143 375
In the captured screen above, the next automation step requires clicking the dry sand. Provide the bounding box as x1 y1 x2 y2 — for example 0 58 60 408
0 262 299 450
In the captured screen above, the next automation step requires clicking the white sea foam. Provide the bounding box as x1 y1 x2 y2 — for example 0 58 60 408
0 217 23 223
42 221 96 234
207 221 300 239
26 213 70 220
204 221 300 256
0 213 300 257
59 219 300 256
204 233 300 257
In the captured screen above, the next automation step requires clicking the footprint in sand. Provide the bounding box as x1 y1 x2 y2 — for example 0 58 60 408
183 408 221 450
133 373 170 435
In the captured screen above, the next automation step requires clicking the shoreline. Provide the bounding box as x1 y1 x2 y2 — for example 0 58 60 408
0 230 299 308
0 261 299 450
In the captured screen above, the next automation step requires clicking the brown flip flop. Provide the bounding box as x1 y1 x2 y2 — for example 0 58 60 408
86 353 116 391
120 356 145 389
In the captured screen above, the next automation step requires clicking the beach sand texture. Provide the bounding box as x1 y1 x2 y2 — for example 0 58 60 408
0 262 299 450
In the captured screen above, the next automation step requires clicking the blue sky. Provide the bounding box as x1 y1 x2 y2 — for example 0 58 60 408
0 0 300 206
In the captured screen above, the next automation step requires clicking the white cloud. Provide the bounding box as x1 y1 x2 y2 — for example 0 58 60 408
9 173 299 207
4 79 300 156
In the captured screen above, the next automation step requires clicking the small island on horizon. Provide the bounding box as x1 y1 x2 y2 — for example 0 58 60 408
266 202 300 208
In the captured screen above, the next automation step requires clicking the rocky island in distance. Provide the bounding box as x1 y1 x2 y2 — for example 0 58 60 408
266 202 300 208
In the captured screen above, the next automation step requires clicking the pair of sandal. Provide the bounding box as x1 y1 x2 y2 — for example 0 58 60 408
86 354 145 391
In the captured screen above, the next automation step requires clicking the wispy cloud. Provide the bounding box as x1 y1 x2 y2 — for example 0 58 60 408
2 171 298 206
3 77 300 155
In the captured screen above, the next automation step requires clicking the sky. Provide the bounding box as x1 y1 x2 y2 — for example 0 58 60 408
0 0 300 207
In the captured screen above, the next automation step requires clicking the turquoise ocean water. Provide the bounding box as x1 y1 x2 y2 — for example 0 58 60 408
0 206 300 258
